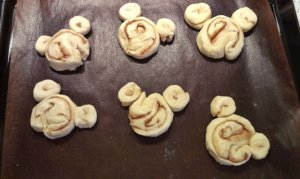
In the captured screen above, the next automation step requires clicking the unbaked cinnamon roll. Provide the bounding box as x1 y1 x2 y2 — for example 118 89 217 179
30 94 77 139
118 17 160 59
128 92 174 137
196 15 244 60
206 114 255 166
45 29 90 71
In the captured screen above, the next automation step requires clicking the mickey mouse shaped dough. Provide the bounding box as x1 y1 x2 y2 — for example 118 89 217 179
118 82 189 137
184 3 258 60
35 16 92 71
206 96 270 166
30 80 98 139
117 3 176 60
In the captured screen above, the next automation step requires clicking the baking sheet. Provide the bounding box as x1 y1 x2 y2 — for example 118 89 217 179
2 0 300 178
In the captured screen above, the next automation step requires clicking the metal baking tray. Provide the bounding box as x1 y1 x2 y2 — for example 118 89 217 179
1 0 300 178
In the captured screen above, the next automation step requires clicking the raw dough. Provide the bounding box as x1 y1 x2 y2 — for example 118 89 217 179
30 94 77 139
69 16 91 35
196 15 244 60
163 85 189 112
45 29 90 71
231 7 257 33
250 133 270 160
118 82 142 107
156 18 176 43
35 35 51 56
210 96 236 117
33 79 61 102
128 92 174 137
206 114 255 166
119 3 142 21
118 17 160 59
75 104 97 128
184 3 212 30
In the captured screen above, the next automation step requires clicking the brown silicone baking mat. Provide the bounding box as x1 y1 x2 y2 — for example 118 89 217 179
2 0 300 178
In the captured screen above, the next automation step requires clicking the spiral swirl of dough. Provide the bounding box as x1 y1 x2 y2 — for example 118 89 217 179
163 85 190 112
184 3 212 30
118 82 142 107
128 92 174 137
33 79 61 102
30 94 76 139
45 29 90 71
231 7 257 33
210 96 236 117
118 17 160 59
197 15 244 60
206 114 255 166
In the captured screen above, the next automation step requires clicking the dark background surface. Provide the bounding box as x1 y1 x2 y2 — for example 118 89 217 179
1 0 300 178
0 0 16 170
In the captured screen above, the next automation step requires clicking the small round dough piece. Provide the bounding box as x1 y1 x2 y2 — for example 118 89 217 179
35 35 51 56
250 133 270 160
118 82 142 107
163 85 190 112
33 79 61 102
69 16 91 35
231 7 257 33
184 3 212 30
75 104 97 128
156 18 176 43
210 96 236 117
119 3 142 21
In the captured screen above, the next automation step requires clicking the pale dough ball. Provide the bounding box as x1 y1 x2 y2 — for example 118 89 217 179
119 3 142 21
69 16 91 35
156 18 176 43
